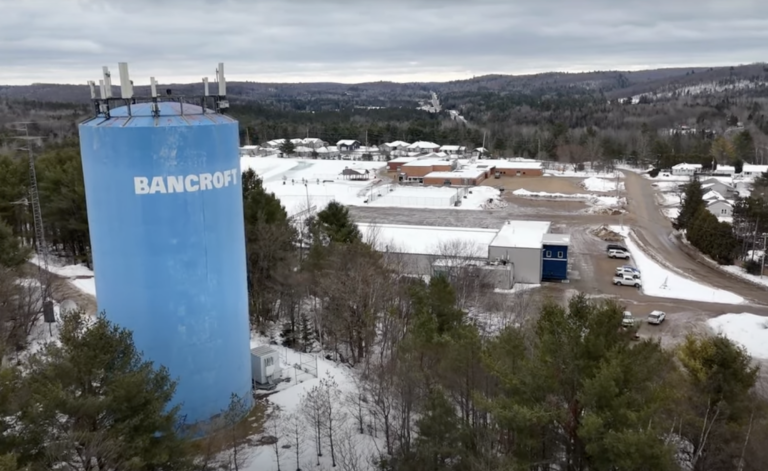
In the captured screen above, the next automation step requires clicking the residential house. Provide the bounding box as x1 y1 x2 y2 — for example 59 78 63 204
265 138 286 148
439 145 467 155
337 140 361 152
707 200 733 219
741 163 768 178
671 163 702 176
382 141 411 152
713 165 735 176
239 145 260 157
407 141 441 153
293 146 315 158
700 178 736 198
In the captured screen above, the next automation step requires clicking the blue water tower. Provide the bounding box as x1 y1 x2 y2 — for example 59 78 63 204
78 63 252 425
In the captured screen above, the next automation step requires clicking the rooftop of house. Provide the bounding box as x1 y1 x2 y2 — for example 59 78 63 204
386 140 411 147
408 141 440 149
672 163 703 170
240 145 260 150
439 145 466 151
490 220 552 250
743 163 768 173
357 222 497 257
337 139 360 146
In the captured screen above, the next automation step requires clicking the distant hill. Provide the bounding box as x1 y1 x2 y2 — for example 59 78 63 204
2 63 767 106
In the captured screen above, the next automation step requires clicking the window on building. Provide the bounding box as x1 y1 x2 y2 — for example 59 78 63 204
721 209 728 215
264 357 274 367
546 250 552 258
558 251 564 258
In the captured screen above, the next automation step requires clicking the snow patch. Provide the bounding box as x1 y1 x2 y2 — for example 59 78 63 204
707 313 768 359
608 226 745 305
581 177 624 192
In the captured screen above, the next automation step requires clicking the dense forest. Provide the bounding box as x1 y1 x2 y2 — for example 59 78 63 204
1 71 768 469
1 172 768 470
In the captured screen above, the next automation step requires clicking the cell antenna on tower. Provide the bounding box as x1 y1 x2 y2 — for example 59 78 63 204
86 62 230 118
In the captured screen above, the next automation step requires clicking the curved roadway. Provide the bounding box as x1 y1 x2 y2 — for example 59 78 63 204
623 171 768 305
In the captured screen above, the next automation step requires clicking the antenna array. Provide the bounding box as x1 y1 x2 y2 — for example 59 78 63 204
87 62 229 118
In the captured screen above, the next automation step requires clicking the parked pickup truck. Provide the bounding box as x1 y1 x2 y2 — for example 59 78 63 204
613 275 642 288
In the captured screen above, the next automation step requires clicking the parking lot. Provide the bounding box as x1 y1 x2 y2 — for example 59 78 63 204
352 170 768 351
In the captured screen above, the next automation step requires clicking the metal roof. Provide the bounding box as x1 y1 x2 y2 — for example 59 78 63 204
251 345 277 356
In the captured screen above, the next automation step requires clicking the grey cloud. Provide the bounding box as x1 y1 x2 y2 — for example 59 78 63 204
0 0 766 84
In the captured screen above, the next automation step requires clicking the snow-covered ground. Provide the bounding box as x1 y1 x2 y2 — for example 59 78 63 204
663 208 680 220
367 185 505 210
544 167 624 179
513 189 625 207
241 157 506 216
609 226 745 304
721 265 768 288
643 173 692 182
656 192 682 206
651 182 682 191
29 255 96 297
707 313 768 359
581 177 624 192
244 337 380 471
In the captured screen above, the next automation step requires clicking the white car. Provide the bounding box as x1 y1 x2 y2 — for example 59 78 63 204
613 275 642 288
647 311 666 325
608 249 630 259
621 311 636 327
615 267 641 278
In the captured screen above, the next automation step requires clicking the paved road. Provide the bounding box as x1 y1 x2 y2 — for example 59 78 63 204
623 171 768 305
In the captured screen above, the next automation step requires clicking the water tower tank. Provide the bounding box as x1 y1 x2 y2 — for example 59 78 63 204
78 102 251 424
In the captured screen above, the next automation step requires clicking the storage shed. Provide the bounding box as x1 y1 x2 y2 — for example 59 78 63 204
541 233 570 281
251 346 281 386
488 221 551 284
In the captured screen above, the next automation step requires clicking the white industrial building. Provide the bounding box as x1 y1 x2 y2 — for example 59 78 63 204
358 220 570 286
487 221 552 284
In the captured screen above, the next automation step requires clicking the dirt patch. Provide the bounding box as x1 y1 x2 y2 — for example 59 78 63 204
482 176 585 194
591 225 624 241
191 399 268 458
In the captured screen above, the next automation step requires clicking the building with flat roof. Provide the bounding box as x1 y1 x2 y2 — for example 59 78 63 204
358 219 569 285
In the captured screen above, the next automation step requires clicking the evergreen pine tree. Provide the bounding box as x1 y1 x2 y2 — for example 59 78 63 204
0 218 30 269
314 201 361 244
677 179 706 230
279 138 295 156
16 311 193 469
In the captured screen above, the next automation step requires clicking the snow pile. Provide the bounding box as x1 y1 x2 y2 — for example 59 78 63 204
656 193 681 206
29 255 96 297
707 313 768 359
651 182 682 191
544 167 624 179
721 266 768 288
513 189 625 207
581 177 623 192
609 226 744 304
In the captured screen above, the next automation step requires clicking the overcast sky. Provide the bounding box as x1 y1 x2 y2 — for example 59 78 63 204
1 0 766 85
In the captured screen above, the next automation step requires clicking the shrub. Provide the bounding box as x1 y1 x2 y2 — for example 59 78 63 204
743 259 763 276
648 168 660 178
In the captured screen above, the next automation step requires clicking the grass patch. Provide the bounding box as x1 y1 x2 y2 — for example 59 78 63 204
191 398 269 460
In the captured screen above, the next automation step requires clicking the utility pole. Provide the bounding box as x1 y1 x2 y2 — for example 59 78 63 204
12 122 54 328
751 217 760 261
